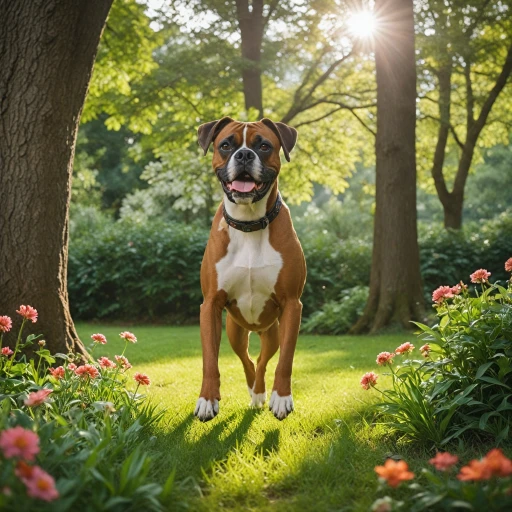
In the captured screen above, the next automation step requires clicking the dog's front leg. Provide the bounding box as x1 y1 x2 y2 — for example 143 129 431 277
195 298 224 422
269 299 302 420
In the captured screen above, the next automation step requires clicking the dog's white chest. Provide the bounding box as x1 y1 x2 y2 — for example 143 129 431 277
216 227 283 325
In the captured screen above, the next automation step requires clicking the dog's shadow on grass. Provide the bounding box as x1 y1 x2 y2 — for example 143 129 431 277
161 408 265 478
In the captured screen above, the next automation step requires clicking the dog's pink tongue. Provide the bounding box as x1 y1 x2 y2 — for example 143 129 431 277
231 180 256 193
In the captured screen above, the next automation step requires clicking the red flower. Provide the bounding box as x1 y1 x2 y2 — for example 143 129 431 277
134 372 151 386
395 342 414 355
24 389 53 407
0 427 40 461
23 465 59 502
48 366 65 379
16 305 38 323
115 355 132 370
470 269 491 284
458 459 492 481
429 452 459 471
432 286 454 304
375 459 415 488
119 331 137 343
91 333 107 345
505 258 512 273
360 372 378 390
1 347 14 357
376 352 394 366
98 356 116 369
419 344 431 358
75 364 99 379
0 315 12 333
484 449 512 478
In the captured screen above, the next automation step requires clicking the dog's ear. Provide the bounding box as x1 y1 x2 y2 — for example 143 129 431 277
197 117 234 155
260 119 298 162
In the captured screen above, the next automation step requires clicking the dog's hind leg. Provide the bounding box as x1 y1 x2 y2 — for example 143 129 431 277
226 314 256 395
251 320 279 408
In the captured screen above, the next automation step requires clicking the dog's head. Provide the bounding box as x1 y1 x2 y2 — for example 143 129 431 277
197 118 297 204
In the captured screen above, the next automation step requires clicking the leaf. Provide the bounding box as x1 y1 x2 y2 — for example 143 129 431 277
475 362 494 379
477 376 510 389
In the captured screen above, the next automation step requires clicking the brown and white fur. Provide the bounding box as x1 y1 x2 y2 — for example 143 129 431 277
195 117 306 421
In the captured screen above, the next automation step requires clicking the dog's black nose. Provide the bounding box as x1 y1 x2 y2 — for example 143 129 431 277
235 149 255 163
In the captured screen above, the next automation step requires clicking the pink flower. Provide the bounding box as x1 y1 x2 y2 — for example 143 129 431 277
360 372 378 390
119 331 137 343
91 333 107 345
49 366 65 379
23 465 59 502
74 364 99 379
429 452 459 471
115 355 132 370
376 352 394 366
98 356 116 369
1 347 14 357
134 372 151 386
0 316 12 333
24 389 53 407
67 363 77 371
432 286 454 304
420 344 431 358
0 426 40 461
505 258 512 273
16 305 38 323
395 342 415 355
470 269 491 284
450 284 463 295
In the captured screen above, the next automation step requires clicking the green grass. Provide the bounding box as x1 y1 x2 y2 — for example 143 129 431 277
74 324 432 510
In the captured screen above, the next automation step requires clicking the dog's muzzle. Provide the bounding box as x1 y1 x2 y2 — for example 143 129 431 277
216 166 277 204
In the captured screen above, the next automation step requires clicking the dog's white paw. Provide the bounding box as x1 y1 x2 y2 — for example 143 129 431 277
248 386 266 408
269 391 294 420
194 397 219 422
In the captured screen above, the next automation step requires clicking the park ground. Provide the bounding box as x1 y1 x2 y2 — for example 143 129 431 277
75 323 481 511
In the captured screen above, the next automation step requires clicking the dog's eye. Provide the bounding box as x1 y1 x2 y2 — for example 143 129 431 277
220 142 231 151
260 143 271 151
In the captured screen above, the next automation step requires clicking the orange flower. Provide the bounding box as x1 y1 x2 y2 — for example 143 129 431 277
375 459 415 487
483 449 512 478
457 459 492 481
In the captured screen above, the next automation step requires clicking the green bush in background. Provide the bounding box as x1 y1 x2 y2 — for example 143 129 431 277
68 207 512 332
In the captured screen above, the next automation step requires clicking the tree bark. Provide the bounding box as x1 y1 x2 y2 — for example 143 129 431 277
351 0 424 333
0 0 113 355
236 0 264 118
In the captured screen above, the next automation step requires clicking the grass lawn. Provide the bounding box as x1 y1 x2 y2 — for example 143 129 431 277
74 324 442 510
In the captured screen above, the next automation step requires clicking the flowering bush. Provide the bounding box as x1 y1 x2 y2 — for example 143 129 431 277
0 307 174 511
361 259 512 445
372 449 512 511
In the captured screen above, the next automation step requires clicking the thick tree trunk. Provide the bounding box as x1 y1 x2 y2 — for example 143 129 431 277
351 0 424 334
0 0 113 355
236 0 264 118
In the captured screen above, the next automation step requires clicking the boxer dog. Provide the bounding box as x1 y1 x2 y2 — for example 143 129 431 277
195 117 306 421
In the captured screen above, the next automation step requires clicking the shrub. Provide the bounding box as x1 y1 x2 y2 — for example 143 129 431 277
372 449 512 511
68 219 209 322
302 286 369 335
0 306 174 511
361 260 512 446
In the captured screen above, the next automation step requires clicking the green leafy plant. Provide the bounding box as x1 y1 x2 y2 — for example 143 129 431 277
371 449 512 512
0 306 175 511
360 258 512 446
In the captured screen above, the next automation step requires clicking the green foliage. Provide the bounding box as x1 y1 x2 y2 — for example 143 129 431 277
372 450 512 512
0 320 174 511
68 220 209 322
366 273 512 446
302 286 369 335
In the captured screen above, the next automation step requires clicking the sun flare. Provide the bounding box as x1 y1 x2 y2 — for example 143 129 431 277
348 10 377 38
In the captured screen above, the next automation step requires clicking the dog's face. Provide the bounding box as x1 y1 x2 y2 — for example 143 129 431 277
198 118 297 204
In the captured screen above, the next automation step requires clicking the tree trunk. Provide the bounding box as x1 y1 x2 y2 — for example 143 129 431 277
351 0 424 334
0 0 113 355
236 0 264 118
